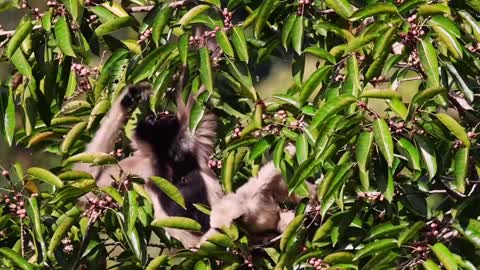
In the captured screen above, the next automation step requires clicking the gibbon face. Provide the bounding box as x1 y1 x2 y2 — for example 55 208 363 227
135 113 180 152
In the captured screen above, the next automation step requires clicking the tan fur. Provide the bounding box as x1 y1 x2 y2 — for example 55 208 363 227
207 161 316 238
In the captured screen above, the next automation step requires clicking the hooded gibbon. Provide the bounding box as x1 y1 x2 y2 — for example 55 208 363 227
74 83 223 248
75 83 315 248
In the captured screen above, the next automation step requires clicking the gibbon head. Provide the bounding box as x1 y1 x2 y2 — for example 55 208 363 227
135 112 180 152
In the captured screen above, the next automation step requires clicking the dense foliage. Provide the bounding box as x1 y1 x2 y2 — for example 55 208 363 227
1 0 480 269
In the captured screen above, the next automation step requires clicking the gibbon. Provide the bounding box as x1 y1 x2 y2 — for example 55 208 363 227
75 82 315 248
205 160 317 243
74 83 223 248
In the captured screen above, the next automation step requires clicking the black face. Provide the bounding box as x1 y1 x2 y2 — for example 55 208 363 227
135 113 180 152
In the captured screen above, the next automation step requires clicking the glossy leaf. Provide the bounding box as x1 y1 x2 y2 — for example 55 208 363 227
396 138 421 171
6 20 33 58
291 16 304 55
151 217 202 232
54 17 76 57
231 26 249 62
454 147 468 194
199 47 214 92
353 239 397 260
27 167 63 188
417 38 440 88
431 243 458 270
436 113 470 147
299 66 332 105
373 118 394 167
350 3 397 21
325 0 356 19
95 16 133 37
150 176 186 209
254 0 277 38
216 30 235 57
432 25 463 59
414 135 437 180
152 6 173 46
311 95 356 129
61 121 87 154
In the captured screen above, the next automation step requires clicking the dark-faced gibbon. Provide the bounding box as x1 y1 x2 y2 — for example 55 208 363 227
75 83 316 248
74 83 223 248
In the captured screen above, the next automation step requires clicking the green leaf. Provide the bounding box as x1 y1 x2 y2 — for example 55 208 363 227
445 63 474 103
254 0 277 38
429 15 460 38
6 20 33 58
87 99 110 130
350 3 397 21
4 86 15 146
431 243 458 270
299 66 332 105
226 59 257 100
282 14 297 49
356 131 374 190
273 137 287 168
27 167 63 188
346 33 379 53
207 233 236 249
231 26 249 62
386 99 407 122
0 248 35 270
145 255 168 270
26 197 46 260
454 147 468 194
222 151 235 193
47 208 80 259
360 89 400 99
152 6 173 46
304 47 336 64
432 25 463 59
199 47 214 92
11 46 32 77
178 33 189 66
249 137 272 160
61 121 87 154
150 176 186 209
372 27 397 59
353 239 397 261
398 221 425 246
173 5 210 36
124 190 139 233
311 94 356 129
296 133 308 164
216 30 235 57
130 44 176 83
418 3 450 16
291 16 304 55
151 217 202 232
280 215 304 251
373 118 394 167
368 222 409 240
436 113 470 147
458 10 480 42
423 259 442 270
417 38 440 88
397 138 421 171
54 17 76 57
414 135 437 180
63 0 83 22
325 0 356 19
95 16 133 37
412 86 446 105
66 152 117 165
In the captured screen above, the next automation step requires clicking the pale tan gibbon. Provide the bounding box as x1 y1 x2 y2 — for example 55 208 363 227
75 83 315 248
